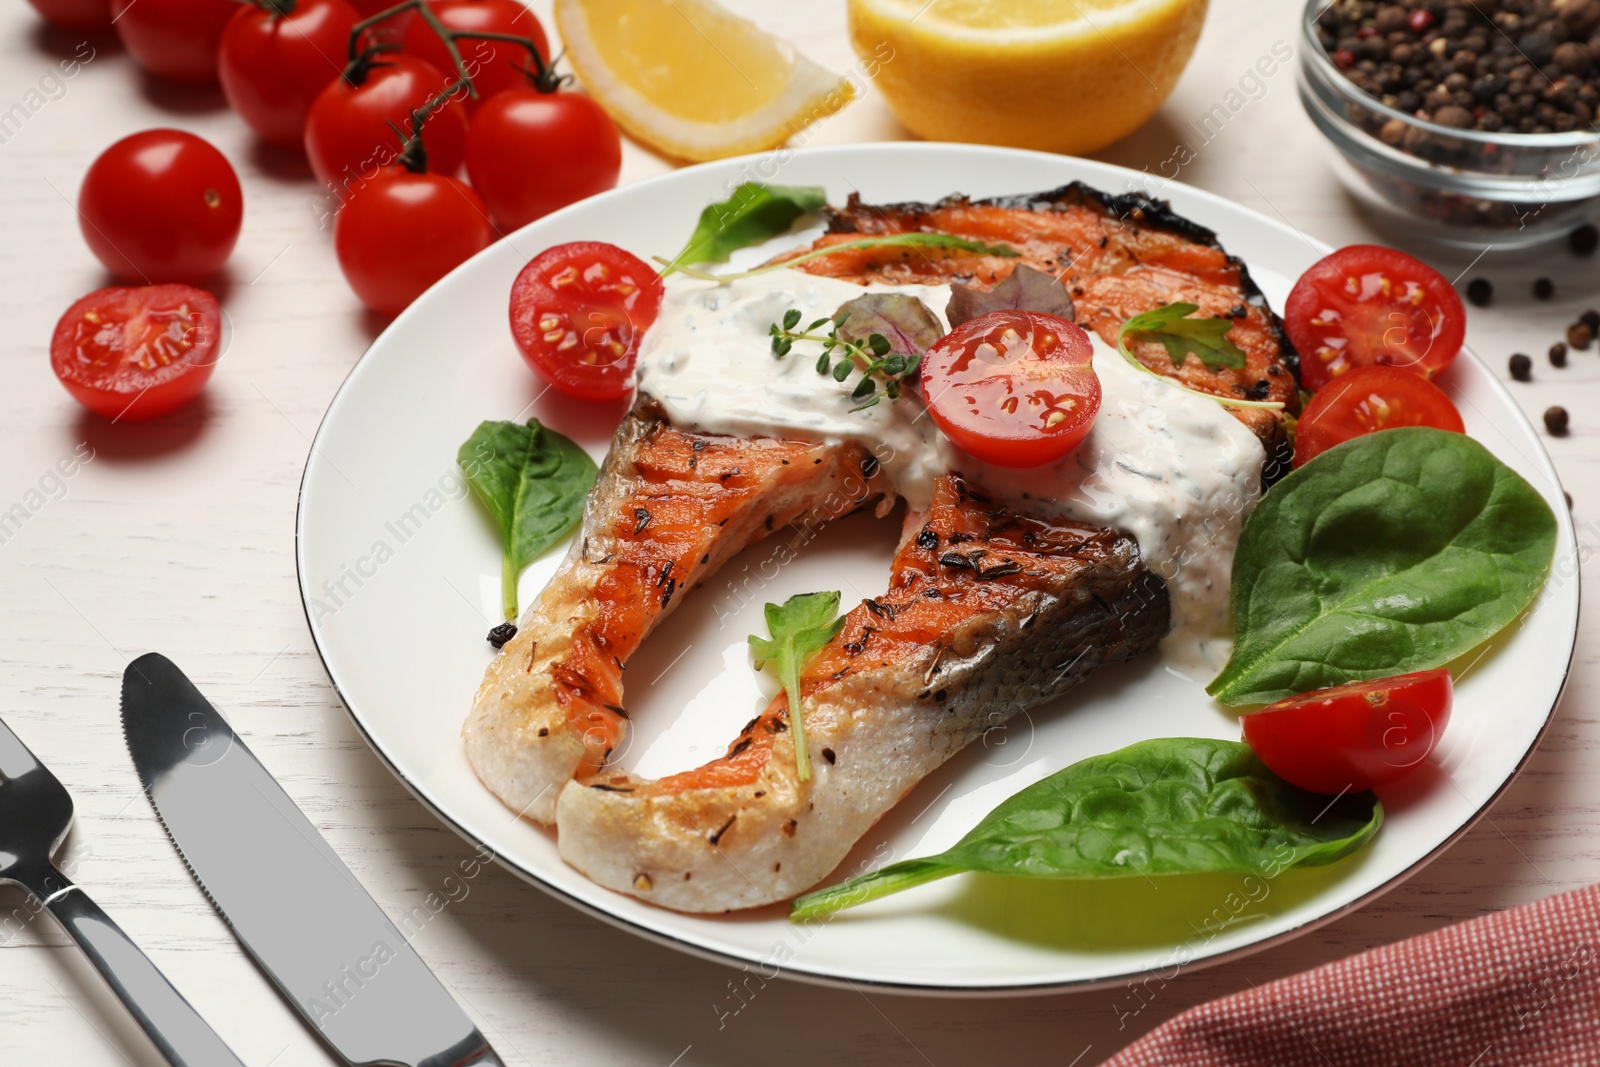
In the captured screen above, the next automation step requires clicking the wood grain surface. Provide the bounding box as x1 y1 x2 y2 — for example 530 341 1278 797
0 1 1593 1063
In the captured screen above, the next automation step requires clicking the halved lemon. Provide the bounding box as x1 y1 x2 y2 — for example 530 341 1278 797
849 0 1207 155
554 0 856 162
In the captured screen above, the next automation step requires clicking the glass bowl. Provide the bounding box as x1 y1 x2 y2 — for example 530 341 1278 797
1298 0 1600 249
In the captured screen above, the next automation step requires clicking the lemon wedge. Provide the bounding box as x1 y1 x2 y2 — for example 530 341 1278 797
554 0 856 162
849 0 1207 155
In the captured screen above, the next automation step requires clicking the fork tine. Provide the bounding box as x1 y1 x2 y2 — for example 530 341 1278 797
0 715 42 780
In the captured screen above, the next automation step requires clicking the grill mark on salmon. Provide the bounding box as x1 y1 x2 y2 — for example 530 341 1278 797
463 400 891 823
555 475 1169 912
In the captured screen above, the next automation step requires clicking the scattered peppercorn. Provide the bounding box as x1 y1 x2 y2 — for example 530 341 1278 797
1545 405 1571 436
1534 277 1556 300
1510 352 1534 380
1565 490 1574 508
1551 341 1569 366
1466 278 1493 307
487 622 517 648
1572 224 1599 256
1583 309 1600 332
1569 322 1594 349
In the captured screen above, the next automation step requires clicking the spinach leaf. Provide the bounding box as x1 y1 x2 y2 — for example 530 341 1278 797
458 418 598 623
1118 302 1247 373
1208 427 1558 706
749 592 844 781
946 264 1076 327
663 183 827 275
790 738 1381 920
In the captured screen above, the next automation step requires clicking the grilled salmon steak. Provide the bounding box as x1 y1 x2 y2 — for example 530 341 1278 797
557 475 1168 911
464 182 1297 909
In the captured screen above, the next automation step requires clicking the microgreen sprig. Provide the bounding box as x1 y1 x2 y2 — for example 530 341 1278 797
769 308 921 412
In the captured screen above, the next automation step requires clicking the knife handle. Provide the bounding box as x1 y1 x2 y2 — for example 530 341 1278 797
36 867 247 1067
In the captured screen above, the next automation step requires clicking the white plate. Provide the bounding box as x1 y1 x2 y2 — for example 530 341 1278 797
297 143 1579 995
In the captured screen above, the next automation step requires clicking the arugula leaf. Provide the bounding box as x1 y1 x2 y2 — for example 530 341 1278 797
946 265 1076 327
1119 302 1247 373
458 418 599 623
790 738 1382 920
663 183 827 275
749 592 844 781
1208 427 1558 706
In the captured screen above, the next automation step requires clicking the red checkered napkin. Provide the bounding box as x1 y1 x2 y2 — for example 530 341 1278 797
1104 882 1600 1066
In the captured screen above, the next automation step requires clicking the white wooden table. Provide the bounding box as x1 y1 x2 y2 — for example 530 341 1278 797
0 1 1593 1063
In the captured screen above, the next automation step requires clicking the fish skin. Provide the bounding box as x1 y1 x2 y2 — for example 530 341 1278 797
464 400 891 823
555 475 1169 912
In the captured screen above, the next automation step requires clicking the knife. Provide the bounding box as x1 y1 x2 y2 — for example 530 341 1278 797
121 653 505 1067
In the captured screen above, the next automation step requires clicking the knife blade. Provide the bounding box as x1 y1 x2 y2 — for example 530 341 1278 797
121 652 505 1067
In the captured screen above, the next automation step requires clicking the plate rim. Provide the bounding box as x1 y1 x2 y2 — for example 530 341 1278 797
294 140 1582 997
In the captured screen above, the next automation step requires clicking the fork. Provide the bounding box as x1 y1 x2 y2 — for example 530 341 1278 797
0 715 245 1067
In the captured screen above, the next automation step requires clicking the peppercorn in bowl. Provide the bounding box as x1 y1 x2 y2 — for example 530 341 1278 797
1301 0 1600 247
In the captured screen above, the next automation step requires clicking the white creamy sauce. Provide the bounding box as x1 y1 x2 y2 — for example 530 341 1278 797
636 271 1266 664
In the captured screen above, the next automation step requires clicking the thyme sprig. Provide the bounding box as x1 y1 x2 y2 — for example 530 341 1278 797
769 308 921 412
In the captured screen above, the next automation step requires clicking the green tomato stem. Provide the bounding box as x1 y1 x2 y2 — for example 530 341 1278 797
789 858 956 921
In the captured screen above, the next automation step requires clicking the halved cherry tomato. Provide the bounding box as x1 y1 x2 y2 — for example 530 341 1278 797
217 0 360 150
508 242 662 401
919 310 1101 468
1242 669 1453 794
305 54 468 195
400 0 549 114
78 129 244 285
333 166 494 315
1284 245 1466 392
1294 365 1464 467
50 284 222 421
111 0 236 84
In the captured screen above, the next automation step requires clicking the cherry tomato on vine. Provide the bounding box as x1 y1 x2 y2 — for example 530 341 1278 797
24 0 112 34
218 0 360 150
305 54 468 192
111 0 236 84
1242 669 1453 794
508 242 662 401
1293 365 1464 467
1284 245 1466 392
334 166 494 315
920 310 1101 468
79 129 243 284
51 284 223 420
401 0 549 114
465 88 621 231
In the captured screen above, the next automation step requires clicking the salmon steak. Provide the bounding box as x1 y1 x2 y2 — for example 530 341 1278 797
463 182 1298 911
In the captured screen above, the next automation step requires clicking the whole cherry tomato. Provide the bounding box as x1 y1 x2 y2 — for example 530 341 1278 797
401 0 549 114
24 0 112 33
1242 669 1453 794
508 242 662 401
1293 364 1464 467
218 0 360 150
1284 245 1466 392
111 0 236 84
920 309 1102 468
78 129 243 284
465 87 621 231
305 54 468 192
50 284 223 420
334 166 494 314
